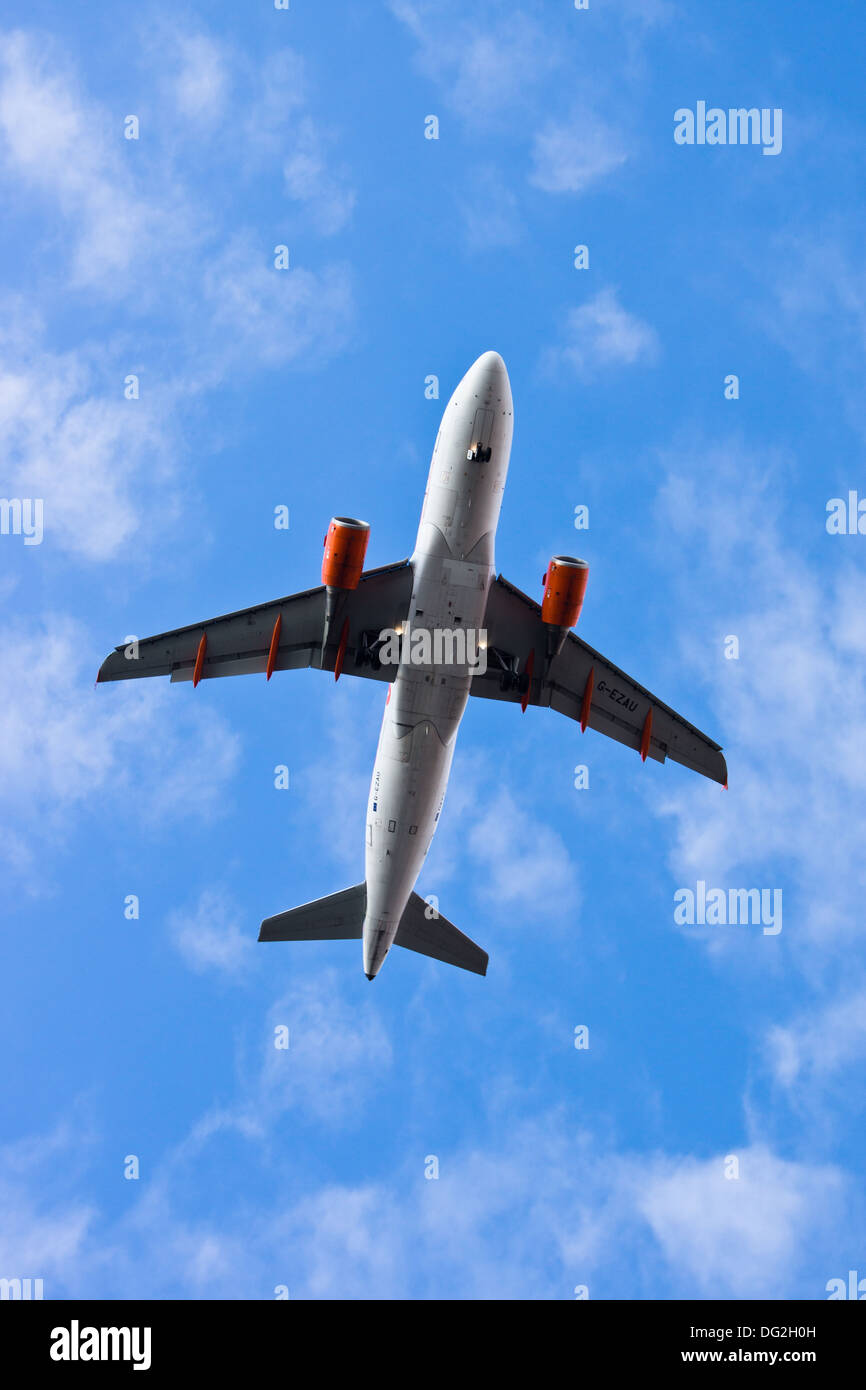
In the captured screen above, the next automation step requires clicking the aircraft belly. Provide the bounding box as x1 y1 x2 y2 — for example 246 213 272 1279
362 686 458 975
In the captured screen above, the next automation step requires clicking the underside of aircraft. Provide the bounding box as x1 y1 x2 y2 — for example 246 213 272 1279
98 351 725 979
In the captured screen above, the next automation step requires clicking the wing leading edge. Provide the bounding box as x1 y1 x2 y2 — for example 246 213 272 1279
474 575 727 787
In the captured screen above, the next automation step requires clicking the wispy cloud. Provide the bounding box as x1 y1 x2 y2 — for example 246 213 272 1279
763 230 866 440
0 1106 851 1299
175 968 393 1139
0 29 193 291
0 301 184 562
545 288 659 379
389 1 554 128
199 236 354 376
635 1145 845 1298
167 890 256 977
651 443 866 964
0 617 241 873
529 113 628 195
467 788 580 921
0 27 356 562
766 989 866 1092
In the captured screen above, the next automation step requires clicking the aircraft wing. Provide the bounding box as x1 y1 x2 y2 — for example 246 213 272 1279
96 560 413 686
474 575 727 786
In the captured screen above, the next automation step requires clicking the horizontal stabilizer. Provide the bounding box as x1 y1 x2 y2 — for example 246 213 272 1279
259 883 366 942
394 893 488 976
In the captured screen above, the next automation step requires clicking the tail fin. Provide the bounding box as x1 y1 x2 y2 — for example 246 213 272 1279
394 894 488 976
259 883 365 942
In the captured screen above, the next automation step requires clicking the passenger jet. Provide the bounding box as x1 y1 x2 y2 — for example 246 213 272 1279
98 352 726 979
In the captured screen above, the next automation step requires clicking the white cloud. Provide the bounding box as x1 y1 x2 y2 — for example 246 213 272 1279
0 1106 850 1299
177 968 393 1141
547 288 659 378
763 233 866 440
650 444 866 962
0 617 241 872
390 2 647 204
0 305 183 562
169 33 231 123
199 236 355 375
234 48 354 233
257 972 393 1126
0 29 192 292
0 249 353 564
530 114 627 195
766 989 866 1090
0 1123 95 1287
0 29 356 563
167 890 255 977
282 116 356 234
467 788 580 921
636 1145 845 1298
389 2 554 127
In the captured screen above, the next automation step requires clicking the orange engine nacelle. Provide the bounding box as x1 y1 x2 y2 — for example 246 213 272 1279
322 516 370 590
541 555 589 629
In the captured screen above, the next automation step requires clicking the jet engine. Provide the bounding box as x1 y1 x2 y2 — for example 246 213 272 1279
322 517 370 590
541 555 588 659
320 517 370 675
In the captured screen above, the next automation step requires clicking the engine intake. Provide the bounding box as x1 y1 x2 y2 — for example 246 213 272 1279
322 517 370 590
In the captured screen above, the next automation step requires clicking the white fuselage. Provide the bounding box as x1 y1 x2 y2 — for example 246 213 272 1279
362 352 514 977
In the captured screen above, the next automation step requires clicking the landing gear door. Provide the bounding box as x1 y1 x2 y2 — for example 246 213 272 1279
467 408 494 461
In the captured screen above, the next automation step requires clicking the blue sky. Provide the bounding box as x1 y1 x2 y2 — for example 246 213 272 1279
2 0 865 1299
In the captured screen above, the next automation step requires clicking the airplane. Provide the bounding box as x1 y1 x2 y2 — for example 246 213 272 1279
97 351 726 980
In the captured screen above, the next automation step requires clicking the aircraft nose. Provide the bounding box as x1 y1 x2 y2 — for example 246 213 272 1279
474 350 505 373
461 350 511 404
472 350 507 386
